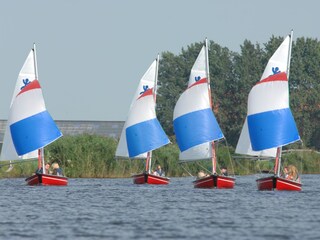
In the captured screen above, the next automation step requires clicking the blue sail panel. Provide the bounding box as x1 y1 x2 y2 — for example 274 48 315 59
126 118 169 158
10 111 62 155
248 108 300 151
173 108 223 152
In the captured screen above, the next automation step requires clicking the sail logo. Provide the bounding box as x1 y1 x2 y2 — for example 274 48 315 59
272 67 281 75
140 85 149 95
195 76 201 82
20 78 31 90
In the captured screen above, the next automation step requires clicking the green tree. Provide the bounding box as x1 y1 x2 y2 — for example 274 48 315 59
226 40 264 146
290 37 320 147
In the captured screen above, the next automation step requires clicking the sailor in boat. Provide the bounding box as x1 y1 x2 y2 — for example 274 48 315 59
52 163 63 176
286 165 301 183
45 162 52 174
197 170 209 179
221 167 228 176
34 162 53 175
154 165 165 176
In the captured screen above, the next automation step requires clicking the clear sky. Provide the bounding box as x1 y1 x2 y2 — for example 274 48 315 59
1 0 319 121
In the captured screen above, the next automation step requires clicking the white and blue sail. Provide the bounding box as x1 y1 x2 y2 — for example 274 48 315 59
236 34 300 156
1 50 38 160
8 80 62 155
247 72 300 150
116 59 169 158
173 46 224 161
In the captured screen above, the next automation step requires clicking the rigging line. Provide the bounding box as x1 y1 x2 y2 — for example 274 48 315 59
233 155 274 160
0 158 37 168
223 138 236 175
180 164 193 177
196 161 212 175
233 158 251 174
256 159 273 175
253 160 268 179
283 149 320 154
129 159 145 176
256 159 263 175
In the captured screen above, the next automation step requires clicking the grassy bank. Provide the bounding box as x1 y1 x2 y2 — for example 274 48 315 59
1 134 319 178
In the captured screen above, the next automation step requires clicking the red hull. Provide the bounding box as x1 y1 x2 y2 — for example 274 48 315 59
132 173 170 185
193 174 235 189
256 176 301 191
25 173 68 186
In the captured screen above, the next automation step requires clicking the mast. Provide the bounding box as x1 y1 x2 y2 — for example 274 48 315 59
287 30 293 80
154 54 160 102
275 30 293 177
204 38 217 174
146 55 160 174
33 43 45 174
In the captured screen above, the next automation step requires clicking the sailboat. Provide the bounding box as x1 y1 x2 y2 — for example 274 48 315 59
1 44 67 186
173 39 235 189
115 55 170 184
235 30 301 191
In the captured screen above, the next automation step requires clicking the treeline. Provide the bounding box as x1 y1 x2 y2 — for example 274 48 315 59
157 36 320 150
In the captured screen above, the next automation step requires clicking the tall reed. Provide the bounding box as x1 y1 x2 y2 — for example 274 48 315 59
1 134 319 178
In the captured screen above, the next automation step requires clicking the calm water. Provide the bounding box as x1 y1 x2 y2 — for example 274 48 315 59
0 175 319 240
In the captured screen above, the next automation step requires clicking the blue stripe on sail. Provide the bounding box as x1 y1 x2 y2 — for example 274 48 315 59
10 111 62 155
173 108 223 152
126 118 169 158
248 108 300 151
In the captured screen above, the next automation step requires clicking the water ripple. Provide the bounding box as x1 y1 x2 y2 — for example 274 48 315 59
0 175 319 239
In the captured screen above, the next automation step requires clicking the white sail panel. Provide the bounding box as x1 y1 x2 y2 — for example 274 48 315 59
173 82 211 119
248 80 289 115
188 46 206 87
260 36 290 80
179 142 212 161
